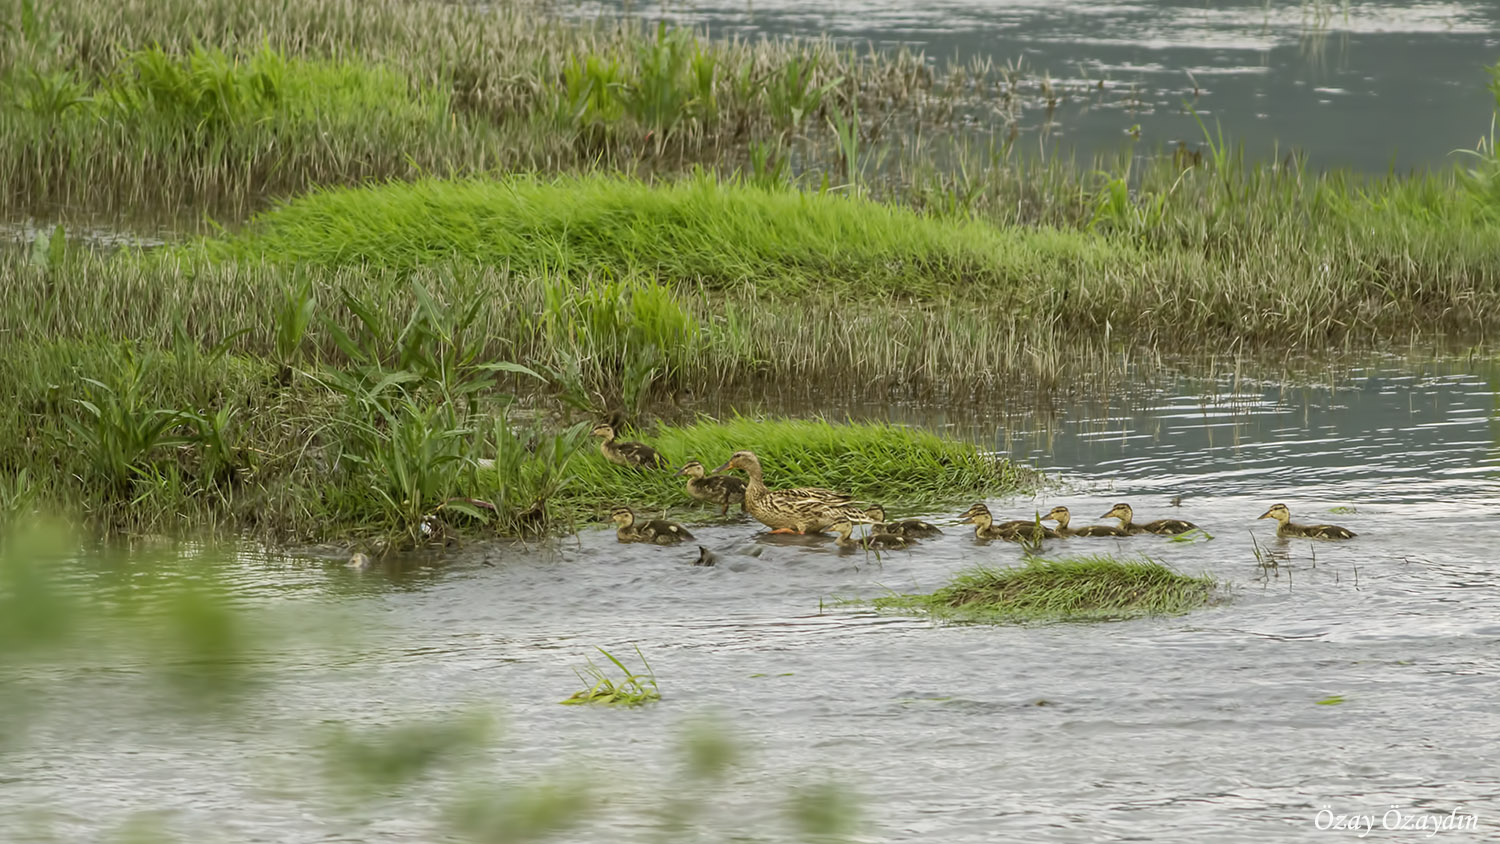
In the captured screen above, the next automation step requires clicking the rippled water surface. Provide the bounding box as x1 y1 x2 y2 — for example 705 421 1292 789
6 360 1500 841
574 0 1500 170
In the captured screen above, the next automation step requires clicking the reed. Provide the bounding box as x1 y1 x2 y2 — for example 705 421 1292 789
873 556 1219 623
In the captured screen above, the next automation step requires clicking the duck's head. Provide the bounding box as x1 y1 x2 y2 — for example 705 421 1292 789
590 423 616 440
1257 503 1291 523
863 504 887 522
1043 506 1071 526
1101 503 1133 523
713 450 760 475
609 506 635 527
959 502 993 526
676 460 706 478
829 520 855 541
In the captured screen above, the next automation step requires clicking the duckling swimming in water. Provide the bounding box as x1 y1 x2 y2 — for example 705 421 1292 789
959 503 1059 541
592 423 668 470
862 504 942 539
611 506 694 545
676 460 747 515
831 520 912 551
1099 503 1197 535
1257 503 1356 540
1042 506 1128 537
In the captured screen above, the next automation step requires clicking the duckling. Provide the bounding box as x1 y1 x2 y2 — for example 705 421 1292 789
693 545 720 566
1100 503 1196 535
714 450 860 534
592 423 668 470
1257 503 1356 539
862 504 942 539
610 506 694 545
831 520 912 551
959 503 1059 541
1042 506 1128 537
675 460 747 515
346 551 375 570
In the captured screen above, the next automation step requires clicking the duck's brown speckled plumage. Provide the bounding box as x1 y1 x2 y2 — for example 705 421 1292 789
1258 503 1356 540
592 423 668 470
959 503 1059 541
862 505 942 539
676 460 747 515
1043 506 1129 537
714 450 862 534
831 520 912 551
1100 503 1197 535
611 507 694 545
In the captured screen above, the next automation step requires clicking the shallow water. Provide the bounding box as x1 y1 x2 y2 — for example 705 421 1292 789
5 359 1500 842
576 0 1500 171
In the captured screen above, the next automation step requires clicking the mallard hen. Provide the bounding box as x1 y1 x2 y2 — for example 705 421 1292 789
592 423 667 470
831 520 912 551
1257 503 1356 539
959 503 1059 541
611 506 693 545
714 450 861 534
862 504 942 539
1042 506 1128 537
1100 503 1196 535
676 460 747 515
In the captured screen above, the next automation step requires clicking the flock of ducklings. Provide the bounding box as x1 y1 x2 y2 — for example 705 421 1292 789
594 423 1358 549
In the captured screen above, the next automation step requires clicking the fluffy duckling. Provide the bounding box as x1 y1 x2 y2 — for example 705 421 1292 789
693 545 720 566
831 520 912 551
611 506 694 545
1042 506 1128 537
862 504 942 539
676 460 747 515
1257 503 1356 539
959 503 1059 541
1100 503 1196 535
714 450 858 534
592 423 668 470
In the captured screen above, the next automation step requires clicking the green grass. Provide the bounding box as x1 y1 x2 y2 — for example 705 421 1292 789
560 647 661 707
873 556 1219 623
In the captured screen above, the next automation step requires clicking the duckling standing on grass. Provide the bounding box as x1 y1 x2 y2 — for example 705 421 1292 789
862 504 942 539
1100 503 1197 535
676 460 747 515
714 450 864 534
1257 503 1356 539
611 506 694 545
959 503 1059 541
592 423 668 470
1042 506 1128 537
831 520 912 551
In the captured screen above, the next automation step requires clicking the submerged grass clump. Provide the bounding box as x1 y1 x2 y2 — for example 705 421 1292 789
561 647 660 707
874 556 1219 623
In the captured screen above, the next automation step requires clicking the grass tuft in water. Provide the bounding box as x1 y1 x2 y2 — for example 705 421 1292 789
560 646 660 707
874 556 1219 623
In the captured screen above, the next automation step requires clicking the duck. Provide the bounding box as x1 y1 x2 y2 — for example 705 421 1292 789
1257 503 1356 539
959 503 1059 541
831 520 912 551
610 506 694 545
675 460 747 515
1099 503 1197 535
693 545 720 566
862 504 942 539
592 422 668 470
713 450 862 534
1042 506 1128 537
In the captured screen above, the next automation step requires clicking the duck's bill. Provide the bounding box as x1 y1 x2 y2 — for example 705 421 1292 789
712 461 733 473
674 467 690 476
1255 510 1275 520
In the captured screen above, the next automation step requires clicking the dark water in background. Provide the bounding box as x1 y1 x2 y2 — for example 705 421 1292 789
5 358 1500 842
573 0 1500 171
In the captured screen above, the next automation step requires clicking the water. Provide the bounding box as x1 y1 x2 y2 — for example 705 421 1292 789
574 0 1500 171
5 359 1500 842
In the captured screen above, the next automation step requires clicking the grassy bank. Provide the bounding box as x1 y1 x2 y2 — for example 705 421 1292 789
873 557 1219 623
0 326 1036 544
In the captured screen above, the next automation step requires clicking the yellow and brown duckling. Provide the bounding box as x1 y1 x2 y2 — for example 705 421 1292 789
1042 506 1128 537
862 505 942 539
1099 503 1196 536
714 450 860 534
831 520 913 551
592 422 668 470
959 503 1059 541
610 506 694 545
1257 503 1356 540
676 460 747 515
